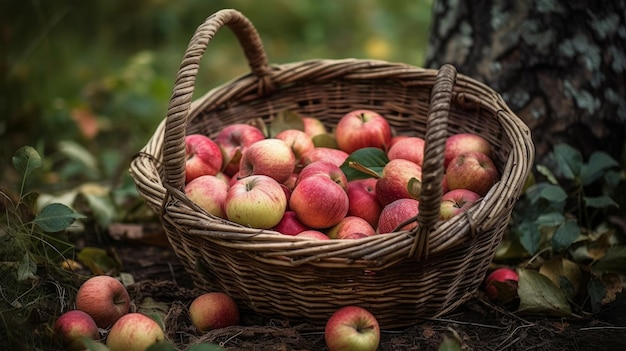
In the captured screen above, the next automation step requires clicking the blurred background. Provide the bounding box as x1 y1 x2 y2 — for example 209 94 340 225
1 0 432 194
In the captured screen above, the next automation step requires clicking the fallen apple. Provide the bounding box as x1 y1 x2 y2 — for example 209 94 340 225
325 305 380 351
76 275 130 328
53 310 100 351
189 292 240 332
484 267 519 302
106 313 165 351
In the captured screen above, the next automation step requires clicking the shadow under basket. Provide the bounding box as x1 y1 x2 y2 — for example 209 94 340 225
129 9 535 329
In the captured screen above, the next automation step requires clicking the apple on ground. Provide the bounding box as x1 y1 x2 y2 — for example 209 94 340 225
290 174 349 229
76 275 130 328
273 211 309 235
439 189 482 220
274 129 315 161
386 136 426 167
445 151 499 196
185 134 223 183
302 116 327 137
239 138 296 183
106 313 165 351
335 109 392 154
444 133 492 168
296 161 348 190
214 123 266 176
295 230 330 240
300 147 349 167
346 178 382 229
324 305 380 351
185 175 229 218
327 216 376 239
375 158 423 207
53 310 100 351
225 175 287 229
189 292 240 332
484 268 519 303
377 198 420 234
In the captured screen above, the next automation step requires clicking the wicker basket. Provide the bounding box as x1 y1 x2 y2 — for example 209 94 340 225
130 9 534 329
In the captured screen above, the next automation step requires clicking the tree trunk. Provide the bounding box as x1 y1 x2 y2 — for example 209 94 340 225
425 0 626 164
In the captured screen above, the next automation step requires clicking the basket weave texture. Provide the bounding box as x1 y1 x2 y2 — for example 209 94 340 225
129 9 535 329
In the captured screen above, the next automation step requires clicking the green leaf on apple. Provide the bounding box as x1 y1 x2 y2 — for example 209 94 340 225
516 268 573 317
268 109 305 137
341 147 389 181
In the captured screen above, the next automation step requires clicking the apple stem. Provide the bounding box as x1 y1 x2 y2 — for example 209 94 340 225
348 161 380 179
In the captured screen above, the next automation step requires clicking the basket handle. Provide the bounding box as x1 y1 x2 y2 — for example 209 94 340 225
163 9 271 191
411 64 458 260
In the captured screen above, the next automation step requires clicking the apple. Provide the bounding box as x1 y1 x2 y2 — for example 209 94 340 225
388 135 409 149
296 161 348 190
484 268 519 302
283 172 299 190
302 116 327 137
106 313 165 351
273 211 309 235
239 138 296 183
439 189 482 220
215 123 265 176
185 134 223 183
189 292 240 332
290 175 349 229
53 310 100 351
295 230 330 240
185 175 229 218
335 109 392 154
275 129 315 161
225 175 287 229
324 305 380 351
444 133 492 168
386 137 426 166
375 158 423 207
346 178 382 229
445 151 499 196
300 147 349 167
377 198 420 234
327 216 376 239
76 275 130 328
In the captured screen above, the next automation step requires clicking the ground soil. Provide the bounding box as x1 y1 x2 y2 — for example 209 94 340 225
106 234 626 351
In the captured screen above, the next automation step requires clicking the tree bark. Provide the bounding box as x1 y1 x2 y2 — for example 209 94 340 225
426 0 626 163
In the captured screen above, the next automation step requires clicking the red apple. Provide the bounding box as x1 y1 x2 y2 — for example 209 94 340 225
386 137 426 166
185 175 229 218
275 129 315 161
346 178 382 229
290 175 349 229
375 159 422 207
444 133 492 168
225 175 287 229
283 172 299 190
327 216 376 239
215 123 266 176
484 268 519 302
445 151 499 196
377 198 420 234
273 211 309 235
53 310 100 351
302 116 327 137
185 134 223 183
297 161 348 190
388 135 409 149
295 230 330 240
335 109 392 154
300 147 349 167
239 138 296 183
189 292 240 332
106 313 165 351
324 305 380 351
439 189 482 220
76 275 130 328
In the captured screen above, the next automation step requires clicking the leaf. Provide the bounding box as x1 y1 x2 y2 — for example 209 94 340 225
535 164 558 185
580 151 619 186
57 140 99 173
552 143 582 180
83 339 109 351
12 146 42 181
538 257 581 298
312 133 339 149
601 273 623 305
516 268 573 317
587 275 606 313
33 203 86 233
552 219 580 253
187 343 227 351
584 196 619 209
539 184 568 203
536 211 565 227
438 335 462 351
517 221 541 255
340 147 389 181
77 247 122 275
268 109 304 137
137 297 169 330
83 193 116 227
592 246 626 274
145 341 178 351
17 252 37 281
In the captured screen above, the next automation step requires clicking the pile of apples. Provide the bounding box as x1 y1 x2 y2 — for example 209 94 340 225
184 109 499 239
